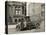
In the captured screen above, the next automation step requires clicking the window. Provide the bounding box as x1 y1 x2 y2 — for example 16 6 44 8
41 4 45 17
15 6 22 15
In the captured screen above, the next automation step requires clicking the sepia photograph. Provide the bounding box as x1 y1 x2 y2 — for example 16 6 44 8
5 1 45 34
